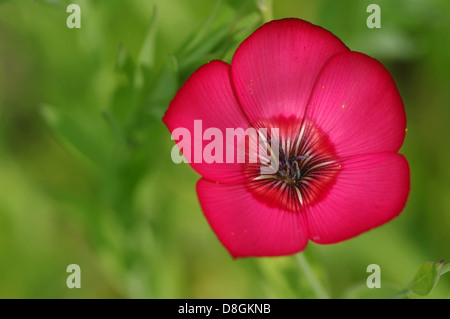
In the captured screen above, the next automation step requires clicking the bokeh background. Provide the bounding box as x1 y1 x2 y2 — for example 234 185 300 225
0 0 449 298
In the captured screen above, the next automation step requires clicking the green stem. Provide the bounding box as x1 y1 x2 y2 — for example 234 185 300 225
389 288 411 299
296 253 330 299
441 263 450 275
257 0 273 22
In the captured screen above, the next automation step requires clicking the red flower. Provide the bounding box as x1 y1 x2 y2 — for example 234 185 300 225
163 18 410 258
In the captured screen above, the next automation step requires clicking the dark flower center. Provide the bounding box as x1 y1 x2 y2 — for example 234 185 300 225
274 143 308 185
246 117 341 212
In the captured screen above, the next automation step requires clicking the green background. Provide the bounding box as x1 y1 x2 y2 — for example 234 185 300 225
0 0 449 298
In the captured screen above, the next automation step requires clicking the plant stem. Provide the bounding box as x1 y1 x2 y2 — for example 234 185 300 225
441 263 450 275
389 288 411 299
257 0 273 22
296 253 330 299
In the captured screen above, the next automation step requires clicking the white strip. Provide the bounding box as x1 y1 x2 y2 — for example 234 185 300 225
308 160 336 171
299 178 312 187
286 139 291 157
299 151 313 170
294 186 304 205
294 124 306 155
253 175 278 181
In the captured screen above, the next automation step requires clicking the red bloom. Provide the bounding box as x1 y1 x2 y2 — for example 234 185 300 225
163 18 410 258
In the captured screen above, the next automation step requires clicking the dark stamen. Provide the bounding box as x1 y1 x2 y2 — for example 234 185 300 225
267 138 308 185
293 161 301 182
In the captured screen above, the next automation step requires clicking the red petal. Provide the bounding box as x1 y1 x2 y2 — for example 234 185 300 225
306 153 410 244
163 60 250 183
231 18 349 125
197 179 309 258
306 51 406 156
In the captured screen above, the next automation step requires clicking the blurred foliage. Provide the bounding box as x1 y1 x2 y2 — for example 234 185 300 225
0 0 449 298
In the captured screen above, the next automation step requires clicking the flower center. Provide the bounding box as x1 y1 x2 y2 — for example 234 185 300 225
275 145 308 185
246 117 341 212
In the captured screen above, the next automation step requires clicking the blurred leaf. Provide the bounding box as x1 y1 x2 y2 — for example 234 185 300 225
257 257 307 298
256 254 330 299
40 103 114 169
220 12 261 62
146 65 179 121
177 0 223 59
175 1 261 76
111 45 137 129
409 260 445 296
135 5 158 88
178 24 230 70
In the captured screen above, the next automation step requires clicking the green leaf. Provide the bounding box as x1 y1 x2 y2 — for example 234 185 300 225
177 0 223 59
40 103 114 169
409 260 445 296
135 5 158 88
110 45 138 130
